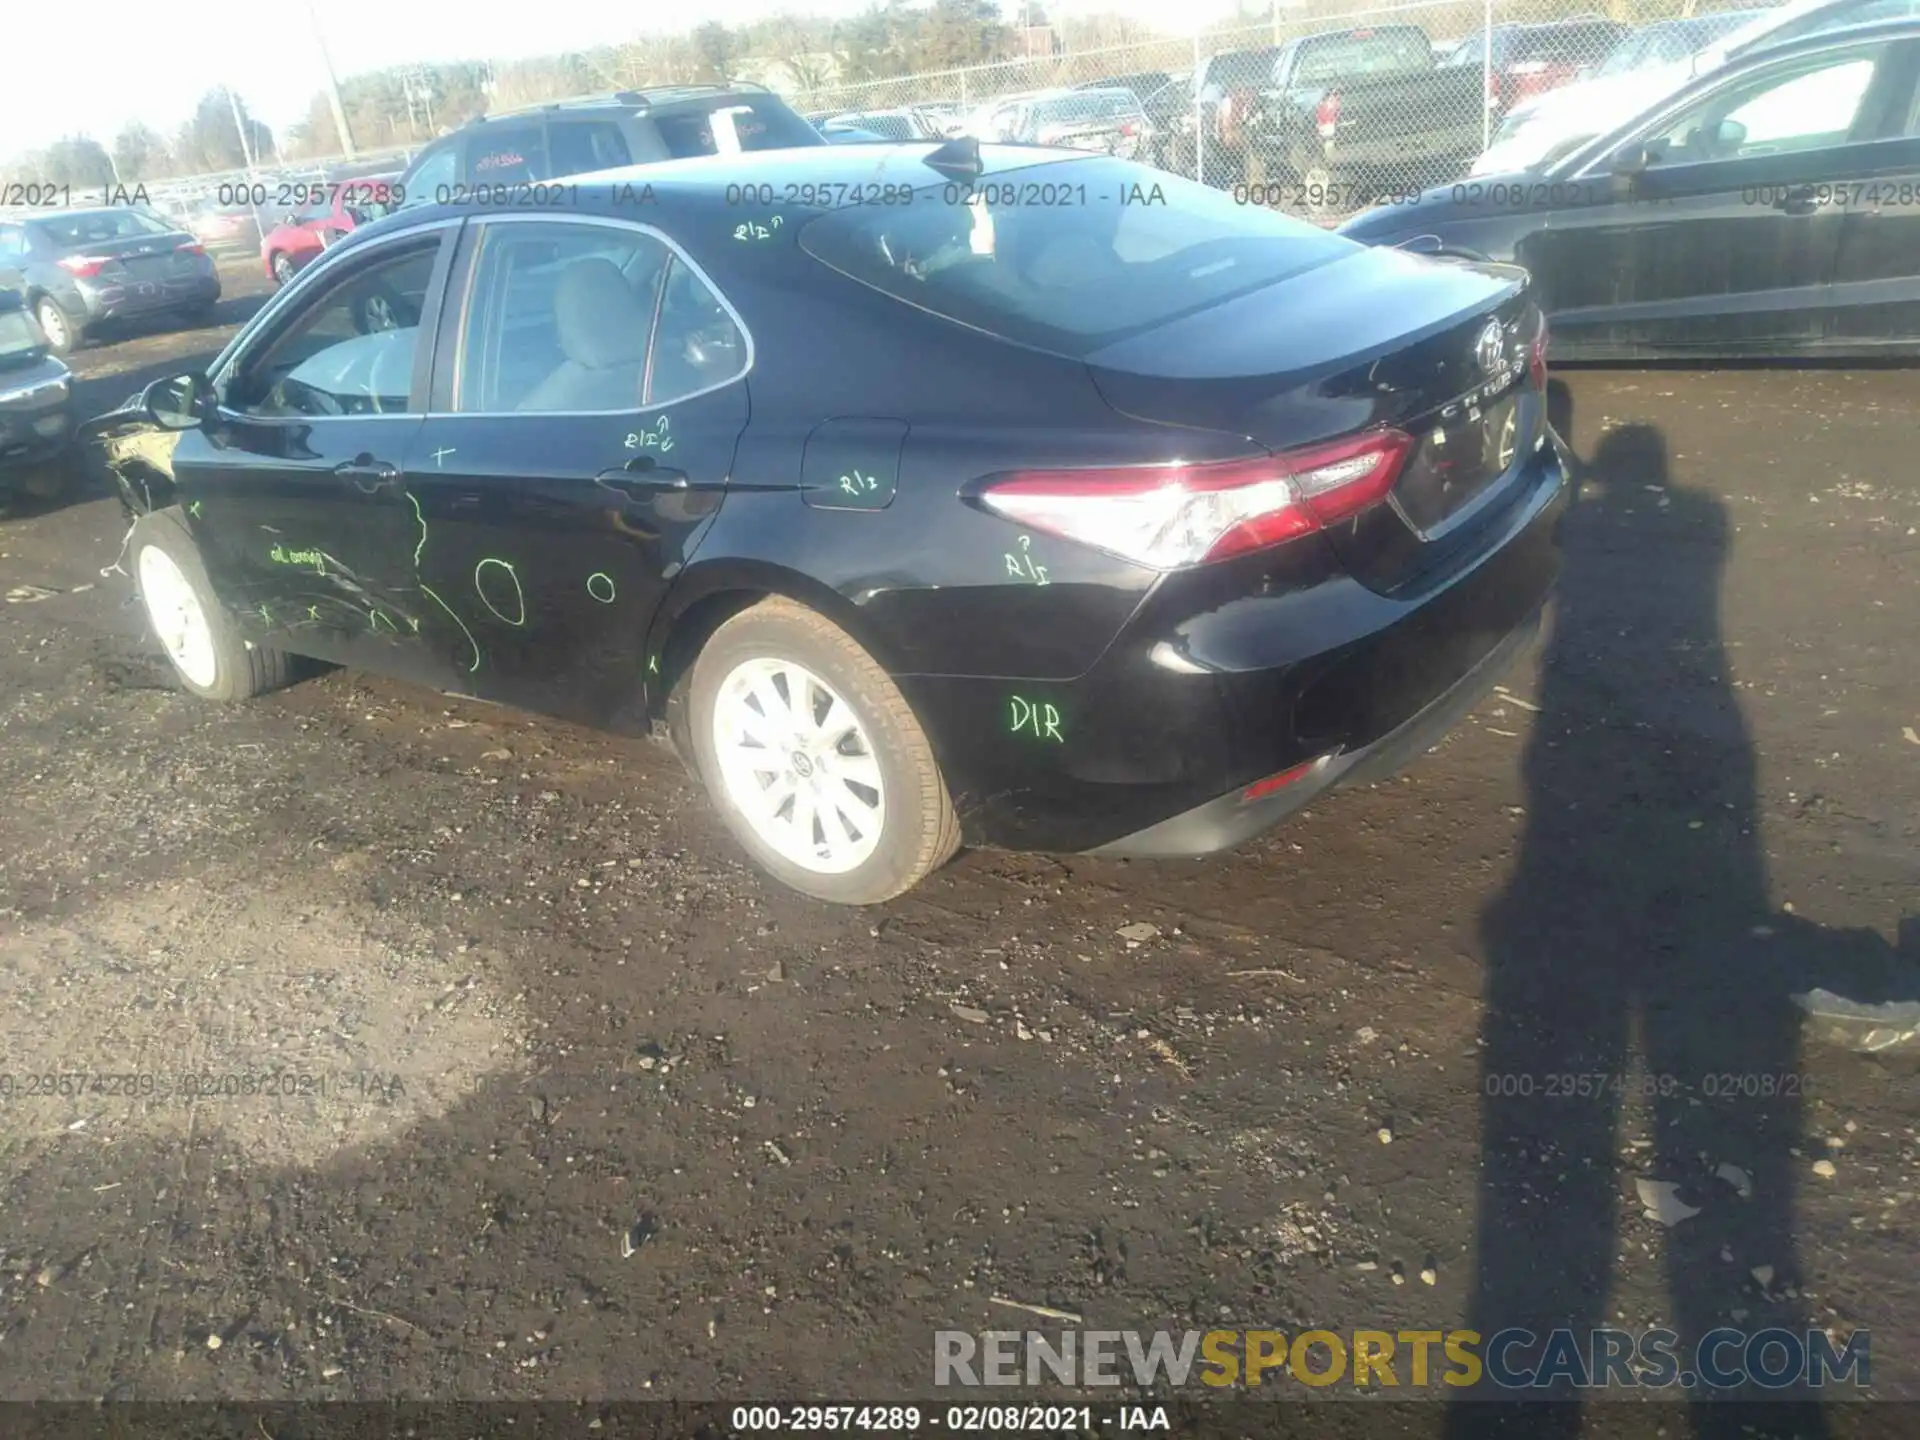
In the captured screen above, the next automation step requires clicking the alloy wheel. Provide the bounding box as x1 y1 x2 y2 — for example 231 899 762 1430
35 301 70 351
709 657 886 875
137 545 219 690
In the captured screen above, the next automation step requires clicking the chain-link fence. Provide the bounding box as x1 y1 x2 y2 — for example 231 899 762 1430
788 0 1759 221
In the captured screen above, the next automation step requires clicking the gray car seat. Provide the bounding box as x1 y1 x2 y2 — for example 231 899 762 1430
518 257 652 412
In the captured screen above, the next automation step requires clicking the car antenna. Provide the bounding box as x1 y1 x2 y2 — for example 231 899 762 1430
921 135 983 180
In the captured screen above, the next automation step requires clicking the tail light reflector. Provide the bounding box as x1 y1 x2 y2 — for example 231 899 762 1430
175 240 207 257
57 254 111 277
979 429 1414 571
1316 90 1341 138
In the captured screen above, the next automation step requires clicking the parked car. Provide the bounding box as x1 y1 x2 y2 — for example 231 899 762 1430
1471 0 1920 174
261 183 400 285
0 288 76 499
1007 88 1154 158
180 197 265 253
820 126 893 144
957 89 1060 140
395 86 824 205
0 208 220 355
1076 71 1175 103
1340 19 1920 360
87 141 1566 903
1183 45 1286 181
1245 25 1489 207
1442 18 1631 115
817 108 946 140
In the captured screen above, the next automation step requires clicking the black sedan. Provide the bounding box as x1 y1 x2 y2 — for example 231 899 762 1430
1340 19 1920 360
87 142 1568 903
0 207 222 355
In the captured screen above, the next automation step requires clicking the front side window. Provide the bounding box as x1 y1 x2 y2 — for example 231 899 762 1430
1640 46 1885 164
453 221 745 414
400 145 458 207
229 243 437 418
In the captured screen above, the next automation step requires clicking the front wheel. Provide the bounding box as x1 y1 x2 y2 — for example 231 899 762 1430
131 508 297 701
270 251 295 285
687 598 961 904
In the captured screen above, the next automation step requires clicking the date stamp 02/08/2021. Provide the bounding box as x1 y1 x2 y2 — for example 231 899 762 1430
0 1068 411 1105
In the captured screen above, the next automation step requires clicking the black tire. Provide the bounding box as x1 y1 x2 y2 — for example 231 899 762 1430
686 597 961 904
130 507 297 702
270 251 296 285
34 297 81 355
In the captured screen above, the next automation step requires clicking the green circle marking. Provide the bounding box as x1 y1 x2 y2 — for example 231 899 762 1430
586 572 616 604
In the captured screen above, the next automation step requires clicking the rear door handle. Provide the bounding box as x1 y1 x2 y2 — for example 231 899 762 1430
333 453 399 493
595 455 689 497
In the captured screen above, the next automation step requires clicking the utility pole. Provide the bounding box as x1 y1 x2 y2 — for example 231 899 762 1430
308 0 359 159
227 86 257 169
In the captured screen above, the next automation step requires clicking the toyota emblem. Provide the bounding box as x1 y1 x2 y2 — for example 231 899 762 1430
1475 319 1506 375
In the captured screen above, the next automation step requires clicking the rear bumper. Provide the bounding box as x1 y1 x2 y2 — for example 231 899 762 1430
903 438 1570 855
77 271 220 323
1091 600 1541 857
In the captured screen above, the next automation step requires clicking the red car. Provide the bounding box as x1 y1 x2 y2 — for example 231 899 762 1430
260 183 398 286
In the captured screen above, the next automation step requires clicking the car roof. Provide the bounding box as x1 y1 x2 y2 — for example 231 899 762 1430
473 85 778 125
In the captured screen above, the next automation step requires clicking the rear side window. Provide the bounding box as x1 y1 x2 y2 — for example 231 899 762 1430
453 221 745 413
465 122 548 183
652 101 822 157
400 145 458 207
549 120 633 176
1293 30 1433 84
801 156 1351 359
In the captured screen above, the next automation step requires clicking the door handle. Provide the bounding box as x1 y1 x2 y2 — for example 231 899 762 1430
333 453 399 493
1770 186 1824 216
595 454 689 497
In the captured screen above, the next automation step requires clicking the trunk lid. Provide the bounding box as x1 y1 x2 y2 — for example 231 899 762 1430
1084 244 1544 594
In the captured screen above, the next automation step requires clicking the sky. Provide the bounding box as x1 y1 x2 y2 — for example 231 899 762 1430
6 0 1246 157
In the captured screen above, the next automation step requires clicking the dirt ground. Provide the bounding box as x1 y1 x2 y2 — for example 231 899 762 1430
0 258 1915 1423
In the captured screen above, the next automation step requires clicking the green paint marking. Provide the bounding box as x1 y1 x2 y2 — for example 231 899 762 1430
1002 534 1050 585
370 610 399 634
407 616 421 633
268 543 325 574
473 557 527 627
622 415 673 453
586 572 616 604
307 604 320 621
406 492 427 568
1008 695 1064 743
647 655 659 675
257 603 272 624
421 584 480 673
186 499 202 519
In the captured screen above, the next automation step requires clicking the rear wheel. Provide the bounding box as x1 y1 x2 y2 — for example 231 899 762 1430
131 508 296 701
34 298 79 355
687 598 961 904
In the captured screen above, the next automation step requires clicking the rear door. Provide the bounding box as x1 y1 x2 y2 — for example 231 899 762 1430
1538 34 1910 353
1829 41 1920 346
400 214 750 725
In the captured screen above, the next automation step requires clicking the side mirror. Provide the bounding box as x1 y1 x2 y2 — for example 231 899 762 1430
142 372 212 431
1712 117 1748 153
1608 141 1650 197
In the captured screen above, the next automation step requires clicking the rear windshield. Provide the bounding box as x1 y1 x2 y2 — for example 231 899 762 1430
1032 93 1140 124
1294 30 1433 83
29 210 175 247
1510 24 1621 62
653 101 823 157
799 157 1351 358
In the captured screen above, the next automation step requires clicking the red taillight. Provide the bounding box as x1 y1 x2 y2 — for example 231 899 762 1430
1530 316 1550 390
1315 90 1341 139
175 240 206 257
979 429 1414 571
57 254 110 278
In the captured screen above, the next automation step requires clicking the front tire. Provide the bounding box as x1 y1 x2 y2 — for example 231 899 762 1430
270 251 295 285
131 507 296 701
687 598 961 904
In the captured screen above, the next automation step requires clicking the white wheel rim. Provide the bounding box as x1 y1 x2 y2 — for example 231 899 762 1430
138 545 219 689
38 305 68 347
711 657 886 875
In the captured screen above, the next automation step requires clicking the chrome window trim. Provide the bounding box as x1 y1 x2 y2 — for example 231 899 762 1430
441 210 755 419
210 217 465 420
